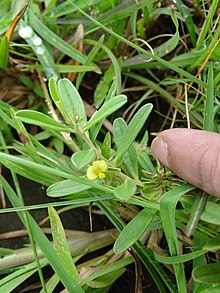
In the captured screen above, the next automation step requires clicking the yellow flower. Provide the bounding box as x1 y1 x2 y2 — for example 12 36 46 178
87 160 108 180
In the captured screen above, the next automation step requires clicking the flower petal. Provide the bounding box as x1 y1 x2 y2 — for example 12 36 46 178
87 166 97 180
93 160 107 172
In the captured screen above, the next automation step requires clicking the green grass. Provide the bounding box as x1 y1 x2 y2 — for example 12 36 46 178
0 1 220 292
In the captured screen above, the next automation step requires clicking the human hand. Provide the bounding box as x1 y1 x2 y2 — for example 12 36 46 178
151 128 220 197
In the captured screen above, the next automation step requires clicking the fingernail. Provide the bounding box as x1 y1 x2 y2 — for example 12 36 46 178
151 136 169 166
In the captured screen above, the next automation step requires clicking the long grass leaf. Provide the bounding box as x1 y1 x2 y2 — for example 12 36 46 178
160 184 195 292
0 36 8 69
154 250 205 264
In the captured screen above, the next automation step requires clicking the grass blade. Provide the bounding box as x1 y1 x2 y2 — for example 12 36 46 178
48 206 82 282
160 184 195 293
0 36 8 69
154 250 205 265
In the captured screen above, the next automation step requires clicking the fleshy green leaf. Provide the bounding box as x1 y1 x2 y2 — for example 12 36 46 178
84 95 127 131
47 180 91 197
58 78 87 128
94 63 116 108
71 149 96 169
101 132 112 159
113 118 138 179
203 235 220 253
15 110 73 132
115 103 153 164
114 207 156 254
48 206 82 282
114 179 136 201
200 200 220 225
193 263 220 284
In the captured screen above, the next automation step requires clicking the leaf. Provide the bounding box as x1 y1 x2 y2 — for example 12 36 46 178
154 250 205 264
113 208 156 254
0 36 8 69
48 206 82 282
5 5 28 42
15 110 73 132
10 108 42 163
49 77 60 103
89 79 118 142
114 179 136 201
0 157 55 186
203 235 220 253
115 103 153 164
47 180 91 197
0 262 39 292
94 63 116 108
200 201 220 225
49 77 70 124
153 11 180 57
0 247 14 257
193 263 220 284
86 257 133 287
71 149 96 169
101 132 111 159
57 64 101 74
76 34 104 89
113 118 138 179
58 78 87 128
160 184 195 292
88 269 126 288
174 0 196 46
204 63 214 131
87 257 133 281
84 95 127 131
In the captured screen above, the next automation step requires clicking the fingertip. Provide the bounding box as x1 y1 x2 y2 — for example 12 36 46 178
151 136 169 167
151 128 220 197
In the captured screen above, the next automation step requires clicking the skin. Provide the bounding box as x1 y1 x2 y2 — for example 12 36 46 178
151 128 220 197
